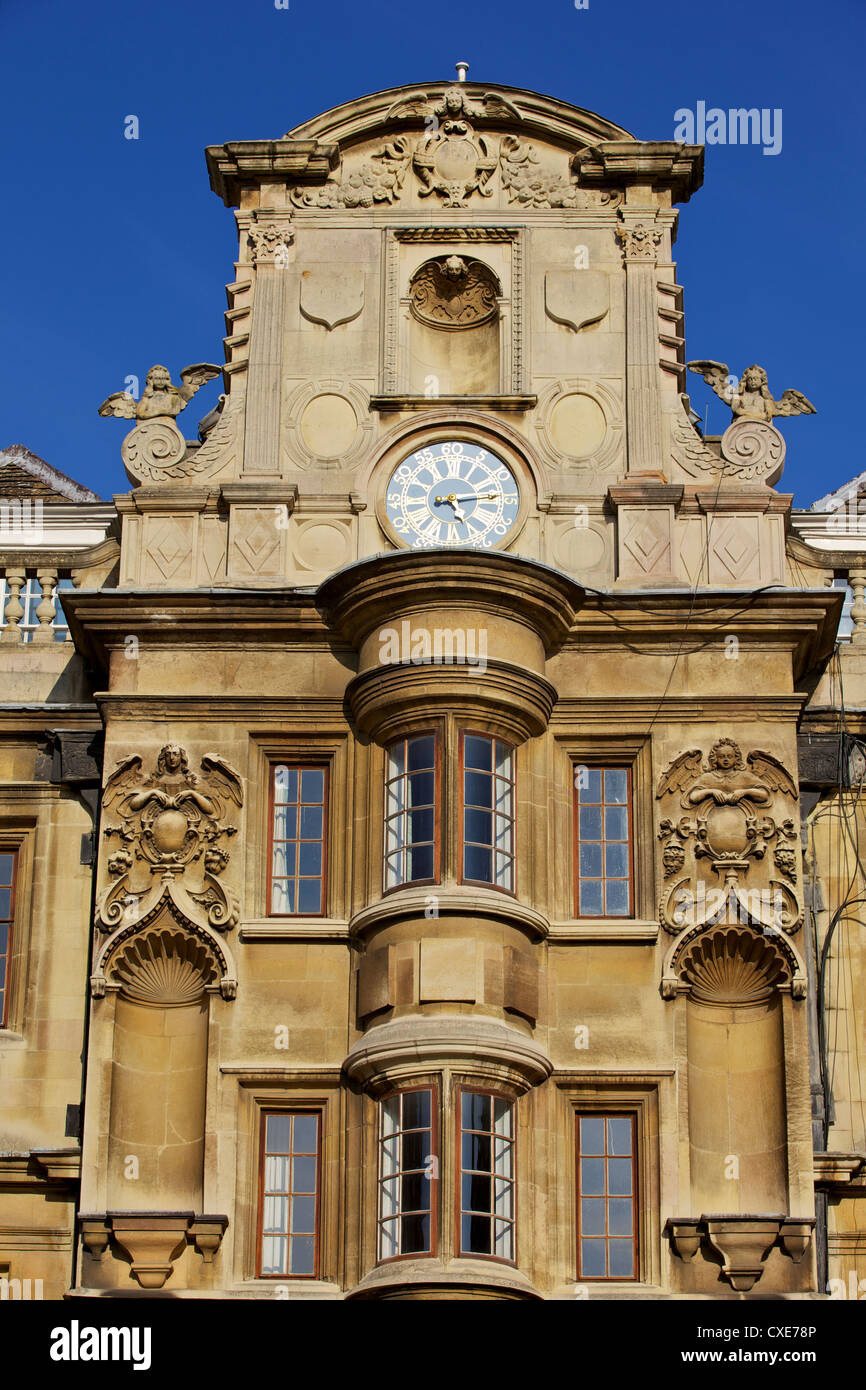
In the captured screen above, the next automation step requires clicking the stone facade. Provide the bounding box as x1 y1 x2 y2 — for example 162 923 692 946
0 78 862 1301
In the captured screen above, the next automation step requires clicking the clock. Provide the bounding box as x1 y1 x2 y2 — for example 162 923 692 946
385 441 520 549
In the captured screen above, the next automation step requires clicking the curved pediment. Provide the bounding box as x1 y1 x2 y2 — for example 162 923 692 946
285 79 635 150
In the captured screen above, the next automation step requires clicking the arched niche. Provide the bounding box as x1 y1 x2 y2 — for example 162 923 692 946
675 925 792 1215
104 926 220 1211
408 256 501 395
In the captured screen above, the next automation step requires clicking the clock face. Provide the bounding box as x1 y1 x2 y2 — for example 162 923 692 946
385 441 520 549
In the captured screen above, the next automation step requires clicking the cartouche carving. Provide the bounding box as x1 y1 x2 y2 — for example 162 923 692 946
656 738 802 935
96 743 243 936
409 256 499 328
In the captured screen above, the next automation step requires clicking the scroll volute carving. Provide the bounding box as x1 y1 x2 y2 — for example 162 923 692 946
656 738 802 937
96 743 243 935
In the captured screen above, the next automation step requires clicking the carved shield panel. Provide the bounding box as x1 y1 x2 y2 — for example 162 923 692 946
299 269 365 330
544 270 609 333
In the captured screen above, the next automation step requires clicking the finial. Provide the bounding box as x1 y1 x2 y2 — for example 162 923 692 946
455 61 469 82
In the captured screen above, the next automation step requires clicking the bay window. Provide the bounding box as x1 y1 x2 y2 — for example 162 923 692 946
458 1090 515 1261
384 734 438 890
378 1088 437 1260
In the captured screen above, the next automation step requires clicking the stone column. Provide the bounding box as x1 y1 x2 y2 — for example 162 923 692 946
617 217 664 475
1 569 25 644
849 569 866 647
32 568 58 645
242 216 294 477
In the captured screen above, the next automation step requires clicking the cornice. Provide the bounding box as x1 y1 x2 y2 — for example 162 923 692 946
573 141 704 203
345 658 559 743
350 885 549 942
342 1013 552 1095
318 550 583 654
549 695 807 724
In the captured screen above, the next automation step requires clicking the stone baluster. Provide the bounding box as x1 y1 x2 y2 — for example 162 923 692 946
0 568 26 645
32 568 58 645
849 569 866 647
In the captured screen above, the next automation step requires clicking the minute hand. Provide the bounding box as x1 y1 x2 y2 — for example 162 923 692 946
434 492 498 504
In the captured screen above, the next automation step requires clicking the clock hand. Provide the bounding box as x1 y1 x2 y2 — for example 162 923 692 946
433 492 498 504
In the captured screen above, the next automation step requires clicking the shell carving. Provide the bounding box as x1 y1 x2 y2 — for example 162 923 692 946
677 927 790 1004
112 930 217 1005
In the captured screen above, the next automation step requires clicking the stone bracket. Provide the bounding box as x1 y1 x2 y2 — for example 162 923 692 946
664 1215 814 1292
79 1211 229 1289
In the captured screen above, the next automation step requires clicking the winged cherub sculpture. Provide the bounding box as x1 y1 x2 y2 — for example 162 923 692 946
686 361 815 424
98 363 221 421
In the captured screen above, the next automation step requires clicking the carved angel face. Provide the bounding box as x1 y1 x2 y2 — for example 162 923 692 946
708 739 742 772
742 366 767 391
159 743 185 773
145 365 172 394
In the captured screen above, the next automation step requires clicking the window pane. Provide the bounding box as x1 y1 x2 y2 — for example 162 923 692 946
581 1198 605 1236
271 880 294 913
607 1117 633 1155
608 1158 633 1195
605 769 628 803
464 843 492 882
605 842 629 878
293 1114 318 1151
579 806 602 839
402 1090 431 1130
465 736 491 770
408 807 433 843
609 1239 635 1278
463 1132 491 1172
297 879 322 914
274 766 297 801
580 1157 605 1195
581 1239 606 1277
465 1214 491 1254
292 1156 317 1193
407 736 434 772
580 842 602 877
290 1236 315 1275
605 806 628 841
407 770 434 806
300 805 323 838
300 769 324 802
465 770 492 808
401 1213 430 1254
291 1196 316 1233
463 1092 491 1132
465 807 492 844
0 854 14 885
388 741 405 777
266 1114 292 1152
609 1198 633 1236
408 844 434 880
580 1117 605 1154
579 880 603 915
605 879 630 916
298 841 322 876
580 768 602 802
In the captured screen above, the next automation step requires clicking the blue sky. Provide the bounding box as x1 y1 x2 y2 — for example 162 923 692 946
1 0 862 506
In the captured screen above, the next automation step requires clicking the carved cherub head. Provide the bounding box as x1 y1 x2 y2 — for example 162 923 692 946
144 365 173 395
442 255 467 280
739 365 770 396
156 743 189 777
706 738 744 773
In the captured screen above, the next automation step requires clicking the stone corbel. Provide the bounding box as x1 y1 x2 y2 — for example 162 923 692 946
109 1213 194 1290
666 1214 812 1292
79 1215 111 1262
703 1216 783 1293
189 1214 229 1264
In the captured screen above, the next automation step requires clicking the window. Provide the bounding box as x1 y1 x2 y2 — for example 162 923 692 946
458 1090 514 1261
0 576 74 644
0 851 15 1027
378 1088 436 1260
269 765 328 915
461 734 515 891
576 1114 637 1280
384 734 438 890
574 766 633 917
258 1111 321 1278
